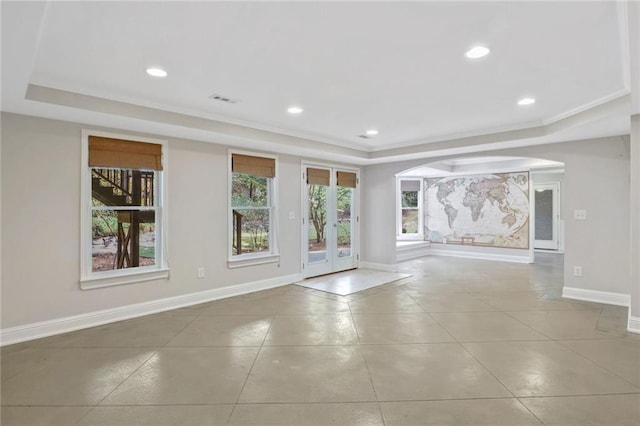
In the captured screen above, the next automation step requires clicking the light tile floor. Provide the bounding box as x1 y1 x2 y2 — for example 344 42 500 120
296 269 411 295
2 253 639 425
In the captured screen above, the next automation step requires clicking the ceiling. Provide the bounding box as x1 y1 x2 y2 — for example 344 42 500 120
398 156 564 177
1 1 634 164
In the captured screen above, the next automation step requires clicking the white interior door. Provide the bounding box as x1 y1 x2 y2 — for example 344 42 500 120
534 182 559 250
303 165 358 278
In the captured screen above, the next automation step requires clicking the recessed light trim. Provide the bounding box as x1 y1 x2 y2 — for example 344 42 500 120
465 46 490 59
287 106 303 114
366 129 379 136
517 97 536 106
146 67 167 78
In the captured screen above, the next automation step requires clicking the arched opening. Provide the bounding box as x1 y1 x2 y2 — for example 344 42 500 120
394 156 565 264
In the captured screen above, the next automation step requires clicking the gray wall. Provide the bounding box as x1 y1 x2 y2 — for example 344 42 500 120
361 136 631 296
1 113 304 328
1 111 633 329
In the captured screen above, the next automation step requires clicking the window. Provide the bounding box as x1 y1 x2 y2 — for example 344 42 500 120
81 132 168 288
398 178 423 238
229 152 277 264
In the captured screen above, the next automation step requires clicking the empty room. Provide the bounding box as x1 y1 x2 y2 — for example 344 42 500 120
1 1 639 425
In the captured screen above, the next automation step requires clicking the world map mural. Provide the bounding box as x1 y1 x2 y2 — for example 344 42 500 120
425 172 530 249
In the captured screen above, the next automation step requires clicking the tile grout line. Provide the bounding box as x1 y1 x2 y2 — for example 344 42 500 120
85 314 197 411
553 338 640 390
427 309 526 404
225 318 273 424
91 348 161 407
347 295 386 426
512 398 546 426
71 405 96 426
405 287 545 425
4 392 639 408
432 311 547 426
502 310 557 341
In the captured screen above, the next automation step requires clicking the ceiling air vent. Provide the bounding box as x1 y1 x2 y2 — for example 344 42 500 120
208 93 240 104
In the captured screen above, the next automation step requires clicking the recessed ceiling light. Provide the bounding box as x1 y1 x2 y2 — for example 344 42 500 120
517 97 536 106
287 106 303 114
146 67 167 78
465 46 490 59
366 129 379 136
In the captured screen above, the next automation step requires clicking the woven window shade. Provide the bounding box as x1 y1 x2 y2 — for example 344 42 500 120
89 136 163 171
307 168 330 186
232 154 275 178
337 171 357 188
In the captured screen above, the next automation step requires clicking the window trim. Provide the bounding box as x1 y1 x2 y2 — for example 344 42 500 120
228 149 279 267
397 177 424 240
80 130 169 289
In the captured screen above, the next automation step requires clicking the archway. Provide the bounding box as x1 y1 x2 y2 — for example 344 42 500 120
394 156 565 263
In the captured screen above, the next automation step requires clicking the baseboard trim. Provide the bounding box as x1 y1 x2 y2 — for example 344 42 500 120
562 286 631 307
534 249 565 254
0 273 302 347
359 262 399 272
396 246 431 262
430 249 532 264
628 315 640 335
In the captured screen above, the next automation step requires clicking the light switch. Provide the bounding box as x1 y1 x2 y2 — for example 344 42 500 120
574 210 587 220
289 211 295 220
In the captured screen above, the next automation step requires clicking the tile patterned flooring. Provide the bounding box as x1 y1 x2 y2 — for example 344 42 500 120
1 254 639 425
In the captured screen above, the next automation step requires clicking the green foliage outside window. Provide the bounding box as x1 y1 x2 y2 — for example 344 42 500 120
232 173 270 254
402 190 418 208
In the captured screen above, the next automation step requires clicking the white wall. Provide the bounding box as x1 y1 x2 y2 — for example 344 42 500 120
362 136 631 296
1 112 304 329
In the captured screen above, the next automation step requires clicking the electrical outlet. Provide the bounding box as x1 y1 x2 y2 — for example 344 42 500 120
573 266 582 277
574 210 587 220
197 267 205 279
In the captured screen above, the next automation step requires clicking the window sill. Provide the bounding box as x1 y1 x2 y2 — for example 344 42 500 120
80 267 170 290
227 254 280 269
397 235 425 241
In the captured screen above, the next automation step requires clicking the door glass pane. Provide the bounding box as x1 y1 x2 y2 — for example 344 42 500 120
337 186 353 258
308 184 328 263
535 189 553 241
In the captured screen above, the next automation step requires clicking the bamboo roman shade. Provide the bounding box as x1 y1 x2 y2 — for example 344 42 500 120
89 136 163 171
337 171 357 188
307 168 330 186
232 154 275 178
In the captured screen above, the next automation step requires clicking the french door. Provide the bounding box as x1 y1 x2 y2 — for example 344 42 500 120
303 165 358 278
534 182 560 250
